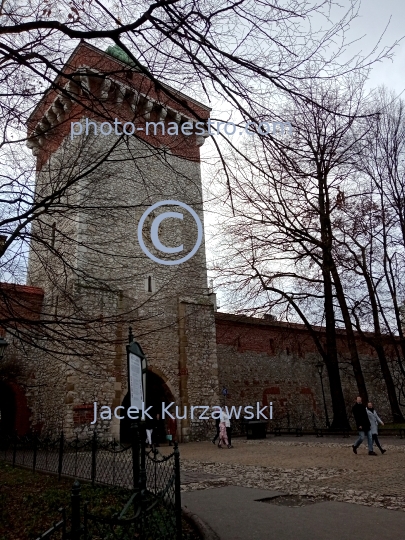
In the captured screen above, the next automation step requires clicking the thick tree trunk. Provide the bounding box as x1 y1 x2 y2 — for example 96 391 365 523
361 250 404 422
331 265 369 403
319 171 350 430
323 255 351 430
373 342 404 422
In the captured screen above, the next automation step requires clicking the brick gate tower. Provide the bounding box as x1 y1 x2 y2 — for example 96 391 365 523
25 42 220 441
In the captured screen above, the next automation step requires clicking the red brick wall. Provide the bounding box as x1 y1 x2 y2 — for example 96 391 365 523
0 283 44 326
28 42 210 170
73 404 95 425
0 284 44 435
215 313 395 428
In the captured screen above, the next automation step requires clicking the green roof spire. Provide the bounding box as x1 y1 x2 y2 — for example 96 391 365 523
105 45 136 67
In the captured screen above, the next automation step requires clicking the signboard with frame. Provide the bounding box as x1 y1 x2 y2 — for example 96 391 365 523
129 352 144 409
126 340 147 411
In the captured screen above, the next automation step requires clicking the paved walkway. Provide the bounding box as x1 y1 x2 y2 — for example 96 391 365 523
182 486 405 540
163 436 405 538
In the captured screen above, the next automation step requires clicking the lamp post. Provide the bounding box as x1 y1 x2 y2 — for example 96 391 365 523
126 327 148 490
316 361 330 429
0 337 8 360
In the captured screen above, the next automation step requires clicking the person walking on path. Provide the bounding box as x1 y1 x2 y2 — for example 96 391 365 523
367 402 386 454
212 417 220 445
145 414 154 448
167 417 177 447
226 413 233 448
152 413 163 448
218 408 231 449
352 396 376 455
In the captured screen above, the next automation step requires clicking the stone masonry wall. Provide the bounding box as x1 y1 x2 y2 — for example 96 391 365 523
215 313 398 433
24 43 220 441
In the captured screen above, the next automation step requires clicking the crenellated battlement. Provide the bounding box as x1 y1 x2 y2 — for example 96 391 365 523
27 42 211 166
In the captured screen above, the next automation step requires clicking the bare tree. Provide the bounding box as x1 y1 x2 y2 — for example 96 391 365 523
210 76 379 429
0 1 396 364
341 89 405 419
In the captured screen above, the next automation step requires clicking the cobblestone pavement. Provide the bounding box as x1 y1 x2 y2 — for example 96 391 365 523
168 436 405 512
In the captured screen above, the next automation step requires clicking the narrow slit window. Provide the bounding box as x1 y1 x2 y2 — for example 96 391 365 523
51 222 56 248
145 275 155 293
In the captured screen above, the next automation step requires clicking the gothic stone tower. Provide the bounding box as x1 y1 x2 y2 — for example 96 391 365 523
26 42 219 441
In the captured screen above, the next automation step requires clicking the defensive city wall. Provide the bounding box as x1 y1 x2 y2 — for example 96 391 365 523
0 42 402 441
0 282 400 439
215 313 399 432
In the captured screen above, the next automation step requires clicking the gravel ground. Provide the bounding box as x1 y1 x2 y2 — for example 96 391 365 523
173 437 405 512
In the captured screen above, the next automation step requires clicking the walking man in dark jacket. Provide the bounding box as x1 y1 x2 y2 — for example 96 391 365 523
212 418 220 445
352 396 376 455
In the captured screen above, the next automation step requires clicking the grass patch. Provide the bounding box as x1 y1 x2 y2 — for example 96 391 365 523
380 423 405 429
0 461 199 539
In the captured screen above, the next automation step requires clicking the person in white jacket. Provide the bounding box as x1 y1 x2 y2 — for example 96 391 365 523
218 408 231 449
367 402 386 454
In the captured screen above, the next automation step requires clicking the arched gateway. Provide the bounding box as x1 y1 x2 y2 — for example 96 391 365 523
120 371 175 444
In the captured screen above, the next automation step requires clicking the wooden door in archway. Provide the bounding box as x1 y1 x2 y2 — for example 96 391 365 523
0 381 16 436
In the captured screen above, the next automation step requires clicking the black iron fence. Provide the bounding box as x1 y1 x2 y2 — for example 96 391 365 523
35 476 181 540
0 431 150 488
0 431 182 539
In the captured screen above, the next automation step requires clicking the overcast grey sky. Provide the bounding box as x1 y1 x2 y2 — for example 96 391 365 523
337 0 405 95
204 0 405 301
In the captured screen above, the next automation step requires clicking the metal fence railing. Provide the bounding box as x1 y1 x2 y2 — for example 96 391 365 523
0 432 135 487
0 431 182 539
